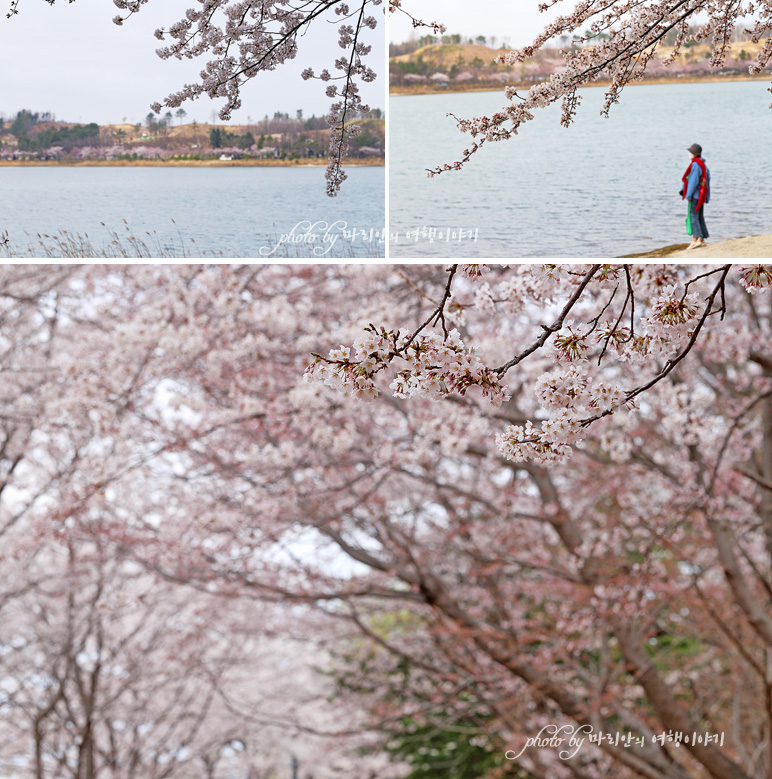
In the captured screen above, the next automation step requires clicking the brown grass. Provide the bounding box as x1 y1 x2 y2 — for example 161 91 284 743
391 43 506 67
0 224 384 259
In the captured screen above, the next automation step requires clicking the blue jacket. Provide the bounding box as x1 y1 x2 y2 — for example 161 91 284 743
686 160 710 203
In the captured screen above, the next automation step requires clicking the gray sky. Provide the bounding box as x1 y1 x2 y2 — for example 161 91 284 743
0 0 385 126
389 0 569 46
389 0 713 49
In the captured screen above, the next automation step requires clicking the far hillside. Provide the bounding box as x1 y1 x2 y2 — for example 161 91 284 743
0 109 384 162
390 29 772 92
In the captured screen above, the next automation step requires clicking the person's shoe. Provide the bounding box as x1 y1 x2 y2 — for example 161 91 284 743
686 242 702 251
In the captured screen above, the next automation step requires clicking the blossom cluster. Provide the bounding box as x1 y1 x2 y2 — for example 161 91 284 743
492 282 708 463
496 418 577 464
306 325 510 406
498 365 627 464
642 284 703 357
739 265 772 295
312 266 758 467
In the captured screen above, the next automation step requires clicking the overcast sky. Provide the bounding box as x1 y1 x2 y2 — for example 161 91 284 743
389 1 714 49
389 0 569 46
0 0 385 126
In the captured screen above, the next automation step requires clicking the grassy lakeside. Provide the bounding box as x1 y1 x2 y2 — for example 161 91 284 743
0 226 384 259
390 73 772 97
0 157 384 168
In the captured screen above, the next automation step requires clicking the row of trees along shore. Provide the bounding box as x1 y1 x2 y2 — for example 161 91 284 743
390 24 757 58
0 108 384 162
390 26 771 88
4 264 772 779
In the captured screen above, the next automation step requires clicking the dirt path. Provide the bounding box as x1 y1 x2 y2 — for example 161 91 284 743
621 234 772 259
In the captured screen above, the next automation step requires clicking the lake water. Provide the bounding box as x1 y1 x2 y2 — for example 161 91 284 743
0 165 385 258
390 81 772 258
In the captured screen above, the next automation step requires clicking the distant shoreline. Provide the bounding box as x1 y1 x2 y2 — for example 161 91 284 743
0 157 384 168
390 73 771 97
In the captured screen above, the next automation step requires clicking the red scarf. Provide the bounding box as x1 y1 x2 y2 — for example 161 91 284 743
681 157 708 211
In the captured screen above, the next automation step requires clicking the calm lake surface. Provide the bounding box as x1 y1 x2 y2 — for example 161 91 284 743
1 166 385 258
390 81 772 258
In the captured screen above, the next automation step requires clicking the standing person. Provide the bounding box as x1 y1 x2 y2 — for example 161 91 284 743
680 143 710 249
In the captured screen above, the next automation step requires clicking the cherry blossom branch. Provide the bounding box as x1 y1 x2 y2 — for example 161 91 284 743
734 465 772 493
401 264 457 349
495 264 601 375
616 265 730 406
585 283 618 335
707 387 772 495
489 266 732 463
418 0 772 176
387 0 445 33
313 0 379 195
311 265 769 467
594 265 635 365
572 264 730 433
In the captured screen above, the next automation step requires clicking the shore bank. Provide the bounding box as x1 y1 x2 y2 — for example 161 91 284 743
622 233 772 258
390 74 771 98
0 157 383 168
